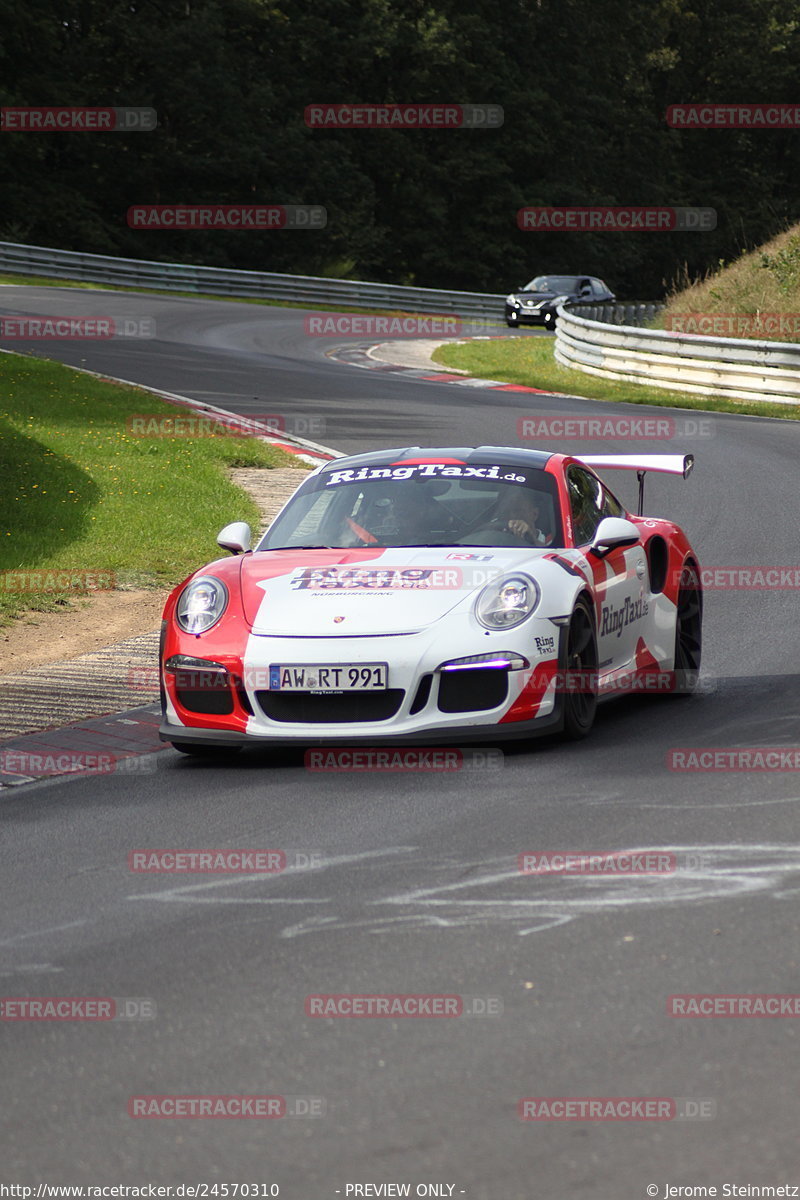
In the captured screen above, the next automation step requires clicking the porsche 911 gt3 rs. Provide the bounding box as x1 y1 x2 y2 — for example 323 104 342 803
158 446 702 754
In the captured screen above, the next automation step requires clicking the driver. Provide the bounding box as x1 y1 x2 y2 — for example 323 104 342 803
497 488 551 546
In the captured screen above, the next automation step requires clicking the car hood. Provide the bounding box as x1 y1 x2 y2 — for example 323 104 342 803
239 546 555 636
514 290 558 302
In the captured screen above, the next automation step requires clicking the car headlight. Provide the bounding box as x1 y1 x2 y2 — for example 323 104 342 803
176 575 229 634
506 293 520 306
475 574 540 630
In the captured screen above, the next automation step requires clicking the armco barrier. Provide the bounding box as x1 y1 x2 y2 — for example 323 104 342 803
554 305 800 405
575 302 664 326
9 239 791 403
0 240 505 319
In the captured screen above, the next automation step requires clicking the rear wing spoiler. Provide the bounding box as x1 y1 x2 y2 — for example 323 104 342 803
576 454 694 515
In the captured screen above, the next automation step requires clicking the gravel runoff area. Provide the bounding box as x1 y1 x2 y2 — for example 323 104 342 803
0 467 307 740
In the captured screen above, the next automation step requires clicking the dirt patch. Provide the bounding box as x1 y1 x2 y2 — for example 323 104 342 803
0 466 308 676
0 590 167 676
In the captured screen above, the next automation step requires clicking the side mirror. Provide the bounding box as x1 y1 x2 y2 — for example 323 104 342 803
217 521 252 555
589 517 640 558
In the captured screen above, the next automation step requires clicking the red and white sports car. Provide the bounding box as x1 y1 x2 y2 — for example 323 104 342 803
158 446 702 755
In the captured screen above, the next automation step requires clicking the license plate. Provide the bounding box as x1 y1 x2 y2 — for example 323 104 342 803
269 663 388 692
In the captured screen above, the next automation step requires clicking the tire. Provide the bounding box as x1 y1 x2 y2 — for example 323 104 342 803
506 316 519 328
170 740 242 758
561 598 598 740
672 563 703 694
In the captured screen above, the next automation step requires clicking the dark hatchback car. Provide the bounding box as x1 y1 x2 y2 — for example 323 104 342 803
505 274 615 329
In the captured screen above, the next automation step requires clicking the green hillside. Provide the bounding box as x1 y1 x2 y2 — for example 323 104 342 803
662 223 800 341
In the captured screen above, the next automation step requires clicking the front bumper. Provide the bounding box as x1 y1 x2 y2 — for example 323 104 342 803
505 303 553 326
160 617 567 747
158 708 564 747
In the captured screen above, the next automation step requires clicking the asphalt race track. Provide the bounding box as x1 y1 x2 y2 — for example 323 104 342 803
2 288 800 1198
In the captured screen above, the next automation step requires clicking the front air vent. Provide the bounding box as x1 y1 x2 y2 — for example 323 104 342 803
437 667 509 713
409 674 433 715
175 675 235 716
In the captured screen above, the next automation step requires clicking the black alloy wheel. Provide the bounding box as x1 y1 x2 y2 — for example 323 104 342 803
561 598 598 740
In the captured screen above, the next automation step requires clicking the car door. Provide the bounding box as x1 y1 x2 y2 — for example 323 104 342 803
592 278 614 302
566 465 648 672
575 278 593 308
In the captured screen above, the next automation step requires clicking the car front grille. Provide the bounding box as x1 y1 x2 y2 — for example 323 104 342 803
255 689 405 723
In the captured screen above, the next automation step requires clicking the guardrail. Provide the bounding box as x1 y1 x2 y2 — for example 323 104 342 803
554 305 800 404
13 239 786 403
0 240 505 319
573 302 664 326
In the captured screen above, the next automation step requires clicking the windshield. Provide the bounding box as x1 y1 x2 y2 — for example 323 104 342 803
523 275 581 293
258 463 564 550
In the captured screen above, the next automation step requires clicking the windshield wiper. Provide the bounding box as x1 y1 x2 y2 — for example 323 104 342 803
267 544 333 551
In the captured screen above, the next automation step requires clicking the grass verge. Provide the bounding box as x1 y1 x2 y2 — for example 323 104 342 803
431 336 800 420
0 351 306 624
